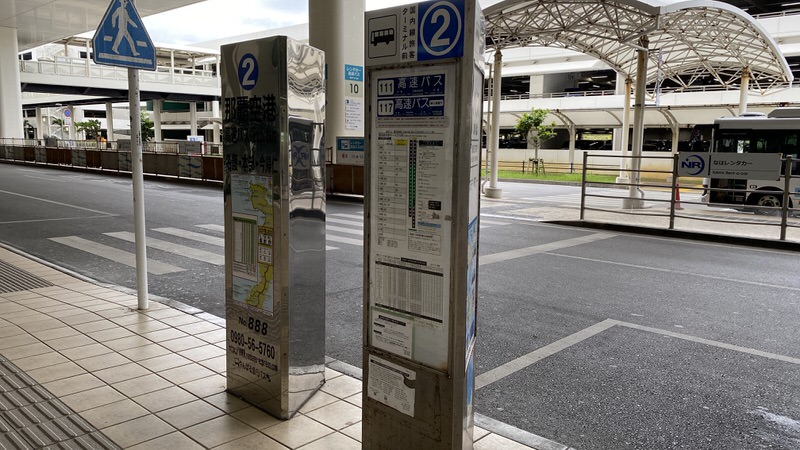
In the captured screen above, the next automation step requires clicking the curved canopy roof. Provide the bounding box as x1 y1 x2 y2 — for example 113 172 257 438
483 0 793 92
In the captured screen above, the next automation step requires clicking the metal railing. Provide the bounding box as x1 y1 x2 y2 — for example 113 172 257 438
578 153 800 242
0 138 224 181
489 80 800 103
20 58 219 88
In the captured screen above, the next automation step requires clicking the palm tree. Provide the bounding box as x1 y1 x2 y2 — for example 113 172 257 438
51 117 65 139
76 119 102 141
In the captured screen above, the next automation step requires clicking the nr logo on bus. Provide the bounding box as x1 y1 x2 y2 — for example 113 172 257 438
680 154 706 176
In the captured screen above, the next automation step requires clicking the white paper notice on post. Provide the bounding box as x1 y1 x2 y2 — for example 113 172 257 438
367 355 416 417
371 310 413 358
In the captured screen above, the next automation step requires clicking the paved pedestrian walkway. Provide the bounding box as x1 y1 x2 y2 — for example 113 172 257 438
0 245 549 450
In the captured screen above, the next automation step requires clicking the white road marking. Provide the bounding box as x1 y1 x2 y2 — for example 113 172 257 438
105 232 224 266
480 232 615 266
550 252 800 292
481 213 542 223
330 213 364 221
327 235 363 247
154 227 224 246
327 225 363 236
480 219 510 226
476 319 620 389
0 189 115 216
196 223 351 250
0 215 115 225
476 318 800 390
618 321 800 365
326 217 363 228
49 236 184 275
196 224 224 232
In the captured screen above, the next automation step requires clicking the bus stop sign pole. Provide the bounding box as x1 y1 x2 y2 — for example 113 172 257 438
92 0 157 310
363 0 485 447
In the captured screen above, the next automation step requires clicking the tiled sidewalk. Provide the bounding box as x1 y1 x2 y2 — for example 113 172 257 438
0 246 539 450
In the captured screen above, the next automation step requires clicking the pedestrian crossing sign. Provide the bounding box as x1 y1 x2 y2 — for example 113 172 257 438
92 0 156 71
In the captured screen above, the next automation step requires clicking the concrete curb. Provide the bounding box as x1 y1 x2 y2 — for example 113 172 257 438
549 220 800 252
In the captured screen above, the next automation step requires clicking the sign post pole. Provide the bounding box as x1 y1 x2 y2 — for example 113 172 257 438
128 66 148 310
363 0 485 448
92 0 156 310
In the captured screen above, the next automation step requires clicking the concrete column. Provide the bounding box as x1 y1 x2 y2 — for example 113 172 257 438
35 107 43 140
739 67 750 116
0 26 24 138
568 123 577 173
85 40 91 73
106 102 115 140
212 100 221 144
189 101 197 137
170 50 175 84
309 0 366 165
617 77 632 183
67 105 75 140
153 99 162 142
529 74 544 97
624 37 648 209
671 124 680 154
485 50 503 198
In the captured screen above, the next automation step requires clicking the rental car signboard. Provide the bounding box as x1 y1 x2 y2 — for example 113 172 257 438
678 152 781 180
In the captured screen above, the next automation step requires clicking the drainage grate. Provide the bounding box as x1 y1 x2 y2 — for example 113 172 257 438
0 356 121 450
0 260 53 294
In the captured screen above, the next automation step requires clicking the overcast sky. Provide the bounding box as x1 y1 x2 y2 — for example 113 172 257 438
141 0 419 46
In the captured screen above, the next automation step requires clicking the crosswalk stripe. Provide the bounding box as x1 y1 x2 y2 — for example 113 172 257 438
327 225 363 236
154 227 224 246
327 235 363 246
327 246 339 250
105 232 225 266
330 213 364 221
49 236 184 275
480 219 510 226
326 217 363 228
196 224 224 232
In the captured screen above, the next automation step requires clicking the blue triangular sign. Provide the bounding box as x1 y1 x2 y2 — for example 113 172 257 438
92 0 156 71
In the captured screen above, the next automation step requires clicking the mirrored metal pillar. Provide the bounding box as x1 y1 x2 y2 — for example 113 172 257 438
222 36 326 419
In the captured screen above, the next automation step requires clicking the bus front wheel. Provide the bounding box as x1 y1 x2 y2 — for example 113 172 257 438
750 192 783 215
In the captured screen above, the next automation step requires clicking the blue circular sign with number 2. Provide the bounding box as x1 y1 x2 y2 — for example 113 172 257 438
420 1 463 58
238 53 258 91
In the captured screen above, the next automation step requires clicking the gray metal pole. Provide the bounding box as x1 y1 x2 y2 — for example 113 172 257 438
617 78 632 183
669 154 679 230
781 156 792 241
739 67 750 116
485 50 503 199
580 152 588 221
624 38 648 209
128 65 149 310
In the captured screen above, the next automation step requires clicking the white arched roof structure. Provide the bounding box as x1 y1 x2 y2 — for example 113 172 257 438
483 0 793 91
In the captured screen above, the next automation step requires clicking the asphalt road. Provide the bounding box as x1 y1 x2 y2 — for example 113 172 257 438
2 164 799 449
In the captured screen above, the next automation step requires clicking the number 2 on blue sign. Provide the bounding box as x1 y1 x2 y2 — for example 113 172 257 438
420 1 462 57
238 53 258 90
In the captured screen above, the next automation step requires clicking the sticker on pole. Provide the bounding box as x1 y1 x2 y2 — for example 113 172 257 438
365 0 465 66
92 0 156 71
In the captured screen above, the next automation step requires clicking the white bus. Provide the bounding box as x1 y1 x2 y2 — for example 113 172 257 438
706 108 800 214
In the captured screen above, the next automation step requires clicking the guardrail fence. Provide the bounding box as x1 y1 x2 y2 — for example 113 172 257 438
0 138 223 181
578 153 799 242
